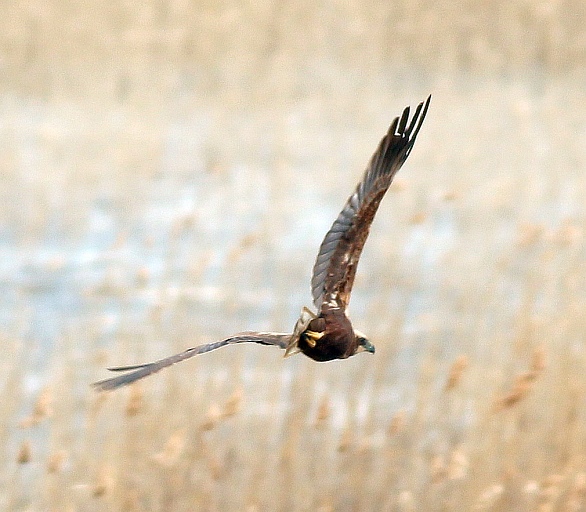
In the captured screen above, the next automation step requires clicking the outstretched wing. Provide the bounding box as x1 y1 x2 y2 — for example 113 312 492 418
93 332 290 391
311 96 430 311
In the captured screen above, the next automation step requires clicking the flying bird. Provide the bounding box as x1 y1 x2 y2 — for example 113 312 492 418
93 96 431 391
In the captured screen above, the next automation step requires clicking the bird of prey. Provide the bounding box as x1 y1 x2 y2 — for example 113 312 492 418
93 96 430 391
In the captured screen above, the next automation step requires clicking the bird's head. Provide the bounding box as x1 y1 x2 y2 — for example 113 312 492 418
354 330 375 355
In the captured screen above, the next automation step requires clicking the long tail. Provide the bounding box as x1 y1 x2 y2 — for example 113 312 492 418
92 332 290 391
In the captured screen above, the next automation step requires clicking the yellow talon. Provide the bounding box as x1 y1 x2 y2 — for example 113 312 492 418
305 330 324 348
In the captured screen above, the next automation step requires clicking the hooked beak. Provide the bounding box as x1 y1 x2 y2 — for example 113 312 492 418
356 336 375 354
362 339 375 354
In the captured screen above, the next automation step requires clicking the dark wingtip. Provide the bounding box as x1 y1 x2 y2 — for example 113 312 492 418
91 378 117 392
107 363 151 372
398 105 410 133
388 115 399 137
92 370 147 392
422 94 432 120
92 363 156 391
405 94 431 152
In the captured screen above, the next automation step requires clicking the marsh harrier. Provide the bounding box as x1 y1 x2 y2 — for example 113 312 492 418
94 96 430 391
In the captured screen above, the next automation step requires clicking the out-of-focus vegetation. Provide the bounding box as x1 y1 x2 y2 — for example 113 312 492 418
1 1 585 510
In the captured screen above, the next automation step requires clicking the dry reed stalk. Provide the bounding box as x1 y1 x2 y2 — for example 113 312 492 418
17 440 32 464
493 346 547 412
46 450 67 473
444 355 469 391
2 2 586 509
125 384 144 416
19 387 53 427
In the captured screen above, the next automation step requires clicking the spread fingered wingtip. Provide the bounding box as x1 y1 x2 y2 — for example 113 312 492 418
398 105 410 133
403 94 431 155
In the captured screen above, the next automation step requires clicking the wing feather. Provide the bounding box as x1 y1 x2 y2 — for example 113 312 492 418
93 332 289 391
311 96 431 310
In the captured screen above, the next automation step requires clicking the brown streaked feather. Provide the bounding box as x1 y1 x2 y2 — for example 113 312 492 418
311 96 430 311
92 332 290 391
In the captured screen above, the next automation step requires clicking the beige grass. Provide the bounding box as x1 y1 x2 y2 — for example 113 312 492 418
1 0 586 510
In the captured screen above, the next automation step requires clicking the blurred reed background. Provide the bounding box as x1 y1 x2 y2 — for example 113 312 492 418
1 0 586 510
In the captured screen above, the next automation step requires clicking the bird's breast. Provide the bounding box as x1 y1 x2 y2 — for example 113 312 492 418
298 314 355 361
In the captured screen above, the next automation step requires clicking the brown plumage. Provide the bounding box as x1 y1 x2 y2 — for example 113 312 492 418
93 96 430 391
